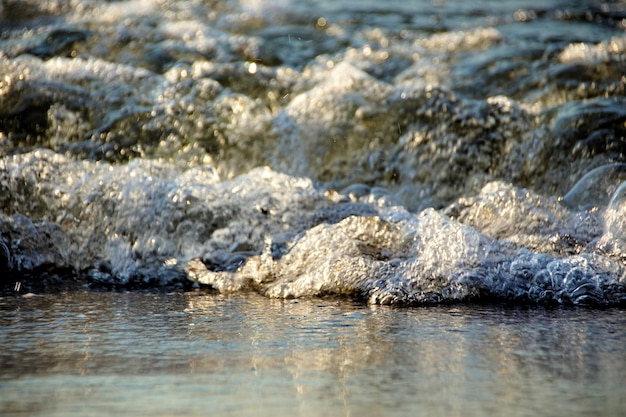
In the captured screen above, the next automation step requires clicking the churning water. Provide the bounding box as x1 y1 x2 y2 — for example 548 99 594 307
1 0 626 414
1 0 626 305
2 0 626 305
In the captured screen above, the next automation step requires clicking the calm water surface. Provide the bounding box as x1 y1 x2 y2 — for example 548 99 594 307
0 292 624 417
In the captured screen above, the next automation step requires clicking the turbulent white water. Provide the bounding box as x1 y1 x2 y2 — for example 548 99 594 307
1 0 626 305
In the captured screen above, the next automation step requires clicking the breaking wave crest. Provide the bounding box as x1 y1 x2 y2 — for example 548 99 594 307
2 0 626 305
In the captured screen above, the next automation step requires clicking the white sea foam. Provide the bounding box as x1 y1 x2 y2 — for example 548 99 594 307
1 0 625 304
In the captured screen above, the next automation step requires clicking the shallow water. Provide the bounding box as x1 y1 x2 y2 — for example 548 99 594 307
1 291 625 417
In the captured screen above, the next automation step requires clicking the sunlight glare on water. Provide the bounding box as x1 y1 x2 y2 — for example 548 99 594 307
1 292 625 417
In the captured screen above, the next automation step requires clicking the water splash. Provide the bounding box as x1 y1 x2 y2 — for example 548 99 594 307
1 0 626 304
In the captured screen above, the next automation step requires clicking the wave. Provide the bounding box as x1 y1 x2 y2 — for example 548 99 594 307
1 0 626 305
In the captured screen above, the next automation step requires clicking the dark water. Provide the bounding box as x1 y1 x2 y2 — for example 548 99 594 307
1 292 625 417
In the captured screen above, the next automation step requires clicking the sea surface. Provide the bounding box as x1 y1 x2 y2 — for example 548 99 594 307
1 0 626 414
1 291 625 417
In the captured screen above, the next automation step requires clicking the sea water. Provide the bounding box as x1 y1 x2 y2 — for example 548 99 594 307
1 291 625 417
1 0 626 304
1 0 626 414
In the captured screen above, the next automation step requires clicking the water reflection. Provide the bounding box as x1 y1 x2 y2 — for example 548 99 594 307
1 292 624 416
